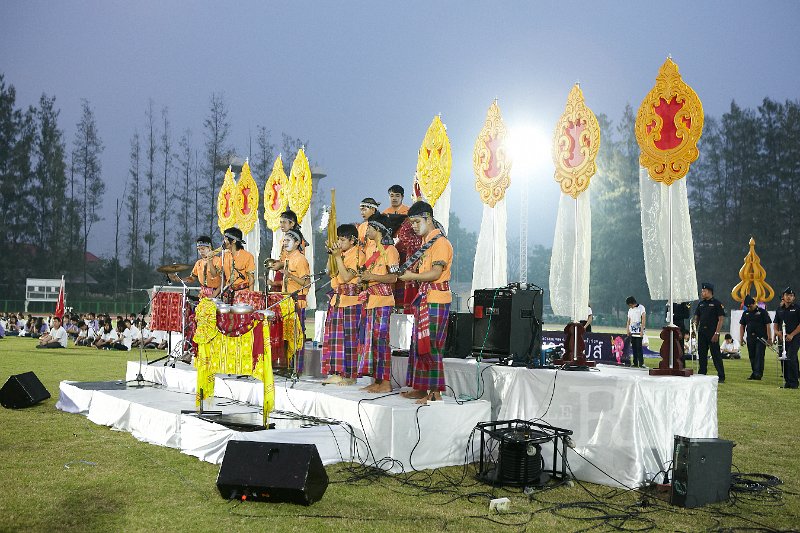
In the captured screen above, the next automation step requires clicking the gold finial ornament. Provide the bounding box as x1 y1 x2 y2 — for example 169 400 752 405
473 100 511 207
635 58 704 185
731 237 775 303
217 166 238 234
263 156 289 232
235 160 259 234
288 148 313 223
552 84 601 198
416 115 452 207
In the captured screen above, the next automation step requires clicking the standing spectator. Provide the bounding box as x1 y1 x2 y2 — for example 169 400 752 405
774 287 799 389
739 295 772 380
693 282 726 383
582 304 593 333
36 317 67 349
626 296 647 368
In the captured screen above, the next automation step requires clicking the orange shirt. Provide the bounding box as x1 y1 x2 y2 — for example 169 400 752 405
222 249 255 289
191 256 222 288
362 242 399 309
419 229 452 304
383 204 409 215
331 246 360 308
285 249 310 309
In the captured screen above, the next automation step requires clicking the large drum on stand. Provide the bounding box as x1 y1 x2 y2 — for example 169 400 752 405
233 289 266 310
266 292 286 369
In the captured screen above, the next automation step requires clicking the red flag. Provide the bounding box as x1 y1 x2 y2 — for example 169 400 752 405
55 276 65 319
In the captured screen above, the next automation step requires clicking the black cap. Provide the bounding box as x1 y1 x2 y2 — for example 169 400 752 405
783 287 794 295
744 295 755 306
701 282 714 293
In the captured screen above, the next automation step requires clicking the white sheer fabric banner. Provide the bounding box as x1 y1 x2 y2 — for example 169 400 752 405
300 214 316 310
433 181 451 236
639 167 698 301
549 192 591 320
471 198 508 296
244 220 261 291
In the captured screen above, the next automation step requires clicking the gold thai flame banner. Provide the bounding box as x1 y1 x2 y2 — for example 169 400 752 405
552 84 601 199
235 160 260 234
731 237 775 303
326 189 338 277
288 148 313 223
217 166 237 234
416 115 452 207
263 156 289 232
473 101 511 207
635 58 704 185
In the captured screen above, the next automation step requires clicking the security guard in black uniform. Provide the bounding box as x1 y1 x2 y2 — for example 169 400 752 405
693 282 726 383
738 295 772 380
774 287 800 389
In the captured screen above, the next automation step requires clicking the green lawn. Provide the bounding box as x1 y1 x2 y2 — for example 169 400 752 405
1 334 798 532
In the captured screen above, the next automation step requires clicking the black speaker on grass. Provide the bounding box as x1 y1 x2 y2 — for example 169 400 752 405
1 371 51 409
472 285 543 364
671 435 734 508
217 441 328 505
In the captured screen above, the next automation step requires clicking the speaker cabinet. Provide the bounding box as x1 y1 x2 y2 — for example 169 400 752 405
444 312 473 358
671 436 734 508
472 286 543 364
0 371 50 409
217 441 328 505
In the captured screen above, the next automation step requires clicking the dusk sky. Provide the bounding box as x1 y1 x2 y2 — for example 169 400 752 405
2 1 799 259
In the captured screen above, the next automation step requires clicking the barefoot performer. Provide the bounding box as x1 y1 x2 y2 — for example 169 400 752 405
322 224 362 385
397 201 453 404
357 213 400 393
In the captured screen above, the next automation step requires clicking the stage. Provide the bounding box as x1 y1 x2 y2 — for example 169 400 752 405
56 357 718 488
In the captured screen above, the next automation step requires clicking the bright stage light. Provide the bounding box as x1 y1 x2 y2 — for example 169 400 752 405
508 125 551 175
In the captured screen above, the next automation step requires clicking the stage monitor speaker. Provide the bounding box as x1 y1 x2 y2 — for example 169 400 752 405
444 312 473 358
472 286 543 364
1 371 50 409
217 441 328 505
670 435 734 508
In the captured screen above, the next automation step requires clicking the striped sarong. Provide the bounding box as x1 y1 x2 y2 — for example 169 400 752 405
407 303 449 392
357 306 392 380
322 304 362 378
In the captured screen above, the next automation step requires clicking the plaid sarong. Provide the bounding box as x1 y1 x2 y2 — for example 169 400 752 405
322 304 362 378
357 306 392 380
407 302 449 392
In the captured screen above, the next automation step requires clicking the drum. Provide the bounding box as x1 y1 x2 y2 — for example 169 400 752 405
233 289 266 310
151 292 183 332
266 292 286 368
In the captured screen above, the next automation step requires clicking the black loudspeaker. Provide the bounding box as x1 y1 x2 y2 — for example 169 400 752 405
1 371 51 408
671 435 734 508
217 441 328 505
444 312 473 358
472 285 543 364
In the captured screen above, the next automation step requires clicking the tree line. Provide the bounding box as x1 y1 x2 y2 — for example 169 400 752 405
0 70 797 322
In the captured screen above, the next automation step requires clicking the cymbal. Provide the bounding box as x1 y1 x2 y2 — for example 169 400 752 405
156 263 192 274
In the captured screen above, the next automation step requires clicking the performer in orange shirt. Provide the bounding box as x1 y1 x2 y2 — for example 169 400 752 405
282 228 311 373
169 235 222 298
356 197 380 247
218 227 255 301
267 209 306 290
382 184 410 215
322 224 362 385
357 213 400 393
398 201 453 404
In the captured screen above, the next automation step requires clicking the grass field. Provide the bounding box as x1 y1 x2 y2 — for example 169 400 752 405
1 332 798 533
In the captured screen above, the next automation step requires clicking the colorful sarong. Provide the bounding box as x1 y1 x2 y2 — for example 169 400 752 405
357 306 392 380
322 304 362 378
407 302 449 392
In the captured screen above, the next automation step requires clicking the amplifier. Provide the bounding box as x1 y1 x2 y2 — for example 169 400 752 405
671 436 734 508
472 285 543 364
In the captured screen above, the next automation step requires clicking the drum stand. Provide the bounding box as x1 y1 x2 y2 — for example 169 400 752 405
164 278 194 368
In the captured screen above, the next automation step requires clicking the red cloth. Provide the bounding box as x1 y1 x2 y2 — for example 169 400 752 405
251 319 265 368
216 312 259 337
152 292 183 332
414 281 450 361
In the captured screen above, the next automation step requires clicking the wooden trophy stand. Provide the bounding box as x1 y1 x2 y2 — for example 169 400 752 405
649 325 693 376
553 322 596 368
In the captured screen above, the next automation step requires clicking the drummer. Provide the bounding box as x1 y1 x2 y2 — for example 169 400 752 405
267 209 306 291
168 235 221 298
282 228 311 371
218 227 255 295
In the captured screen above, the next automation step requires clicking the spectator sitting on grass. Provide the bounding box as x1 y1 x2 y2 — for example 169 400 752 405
721 333 741 359
110 321 132 351
36 317 67 349
75 321 96 346
93 321 118 350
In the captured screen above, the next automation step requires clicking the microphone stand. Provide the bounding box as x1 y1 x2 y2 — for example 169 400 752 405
127 281 172 386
